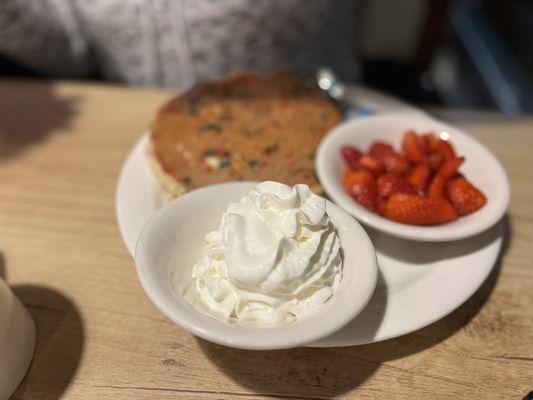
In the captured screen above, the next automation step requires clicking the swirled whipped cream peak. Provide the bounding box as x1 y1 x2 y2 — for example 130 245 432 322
185 181 343 325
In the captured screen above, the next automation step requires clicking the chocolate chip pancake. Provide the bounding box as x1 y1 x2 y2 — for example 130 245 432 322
149 71 341 197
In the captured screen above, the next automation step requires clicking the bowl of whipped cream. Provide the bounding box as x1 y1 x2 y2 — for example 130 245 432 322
135 181 377 350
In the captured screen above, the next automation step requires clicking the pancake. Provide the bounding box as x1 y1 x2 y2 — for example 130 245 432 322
149 71 341 197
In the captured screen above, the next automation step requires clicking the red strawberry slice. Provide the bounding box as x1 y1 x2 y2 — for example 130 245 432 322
406 162 432 193
439 156 464 180
428 152 443 171
359 155 385 175
426 174 445 199
423 132 440 153
418 134 430 155
427 157 464 198
377 175 416 198
376 196 387 215
369 142 410 176
402 130 428 163
438 139 456 161
341 145 362 169
344 170 377 211
382 193 458 225
382 153 411 176
369 142 394 159
447 177 487 216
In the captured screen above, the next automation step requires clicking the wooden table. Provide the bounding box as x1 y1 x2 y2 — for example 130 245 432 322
1 79 532 400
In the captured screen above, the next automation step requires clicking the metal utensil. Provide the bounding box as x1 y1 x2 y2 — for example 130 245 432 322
316 67 373 119
316 67 347 102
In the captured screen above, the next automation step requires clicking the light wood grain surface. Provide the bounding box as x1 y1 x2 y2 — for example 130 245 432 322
1 79 532 400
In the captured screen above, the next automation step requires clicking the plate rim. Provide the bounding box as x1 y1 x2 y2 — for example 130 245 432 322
116 133 156 256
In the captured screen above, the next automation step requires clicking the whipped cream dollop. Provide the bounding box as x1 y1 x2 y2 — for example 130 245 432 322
185 181 343 325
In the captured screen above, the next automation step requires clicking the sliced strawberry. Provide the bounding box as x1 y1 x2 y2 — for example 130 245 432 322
447 177 487 216
359 155 385 175
344 170 377 211
341 145 362 169
406 162 432 193
344 170 375 191
423 132 440 153
402 130 427 163
426 174 446 199
377 175 416 198
427 157 464 198
382 193 458 225
438 139 456 161
368 142 409 176
343 169 357 189
439 156 464 180
369 142 394 159
382 153 411 176
376 196 387 215
428 152 443 171
418 134 430 155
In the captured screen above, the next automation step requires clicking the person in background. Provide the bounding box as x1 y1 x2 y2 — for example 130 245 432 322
0 0 358 90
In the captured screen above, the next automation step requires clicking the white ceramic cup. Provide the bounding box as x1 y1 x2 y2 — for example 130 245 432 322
0 279 35 400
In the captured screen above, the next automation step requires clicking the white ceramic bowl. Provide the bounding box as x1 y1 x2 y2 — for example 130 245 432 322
135 182 377 350
316 113 510 242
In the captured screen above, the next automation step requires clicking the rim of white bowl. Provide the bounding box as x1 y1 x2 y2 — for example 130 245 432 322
134 182 378 350
316 113 510 242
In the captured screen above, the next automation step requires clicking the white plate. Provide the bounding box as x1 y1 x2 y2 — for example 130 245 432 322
115 89 502 347
116 134 162 256
116 134 503 346
316 113 510 241
311 221 503 346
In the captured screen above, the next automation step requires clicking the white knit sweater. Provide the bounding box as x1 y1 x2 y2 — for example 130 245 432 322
0 0 358 89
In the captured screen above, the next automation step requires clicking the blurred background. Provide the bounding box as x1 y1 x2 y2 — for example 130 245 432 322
1 0 532 115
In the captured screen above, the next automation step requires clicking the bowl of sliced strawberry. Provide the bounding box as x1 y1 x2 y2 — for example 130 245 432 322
315 113 510 241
